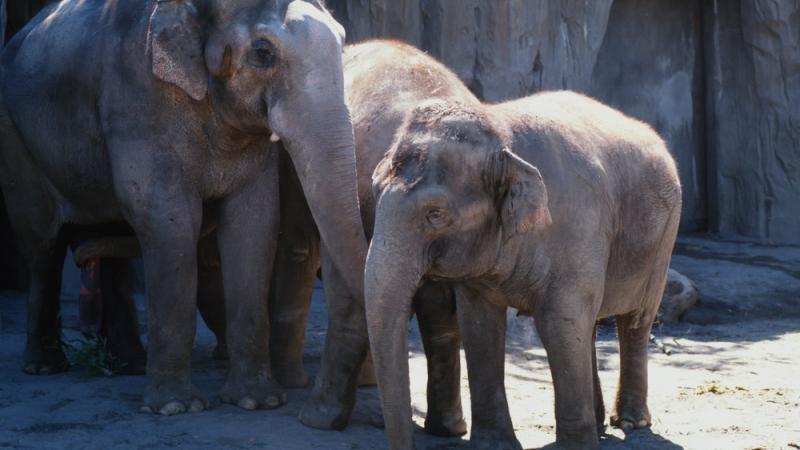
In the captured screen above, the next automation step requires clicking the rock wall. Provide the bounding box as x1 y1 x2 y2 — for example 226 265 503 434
591 0 706 231
704 0 800 243
0 0 797 288
328 0 800 242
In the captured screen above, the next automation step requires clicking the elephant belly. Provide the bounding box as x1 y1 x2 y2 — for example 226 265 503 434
598 276 651 319
13 117 121 225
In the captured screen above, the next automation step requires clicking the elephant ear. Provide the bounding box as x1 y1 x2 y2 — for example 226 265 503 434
497 147 552 236
148 0 207 101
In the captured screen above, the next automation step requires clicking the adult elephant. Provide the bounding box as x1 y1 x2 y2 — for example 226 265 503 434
0 0 367 416
200 40 471 434
365 91 682 448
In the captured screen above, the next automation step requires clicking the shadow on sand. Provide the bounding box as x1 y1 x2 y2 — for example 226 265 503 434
532 427 684 449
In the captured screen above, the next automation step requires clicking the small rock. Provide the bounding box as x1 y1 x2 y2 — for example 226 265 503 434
659 269 698 323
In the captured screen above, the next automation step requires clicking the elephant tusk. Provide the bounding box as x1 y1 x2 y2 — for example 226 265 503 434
270 132 281 143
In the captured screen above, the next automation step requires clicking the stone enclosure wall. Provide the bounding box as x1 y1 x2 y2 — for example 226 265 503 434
0 0 798 287
328 0 800 242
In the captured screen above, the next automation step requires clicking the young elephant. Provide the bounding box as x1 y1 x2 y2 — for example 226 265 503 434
365 94 682 449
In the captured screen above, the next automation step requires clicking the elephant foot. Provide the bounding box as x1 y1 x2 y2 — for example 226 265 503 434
141 381 208 416
220 372 287 410
23 342 69 375
298 396 353 431
610 405 651 432
272 363 309 389
212 342 229 361
470 430 522 450
424 409 467 437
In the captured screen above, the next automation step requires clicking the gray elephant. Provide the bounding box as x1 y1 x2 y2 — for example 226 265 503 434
279 39 475 433
364 91 682 447
199 40 471 434
0 0 367 416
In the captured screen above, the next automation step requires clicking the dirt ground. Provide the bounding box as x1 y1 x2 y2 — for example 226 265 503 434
0 235 798 450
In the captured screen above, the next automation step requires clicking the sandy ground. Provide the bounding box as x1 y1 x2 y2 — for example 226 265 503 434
0 235 798 450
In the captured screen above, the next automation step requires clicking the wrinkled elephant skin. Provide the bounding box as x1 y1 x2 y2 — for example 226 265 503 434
365 84 682 447
0 0 366 416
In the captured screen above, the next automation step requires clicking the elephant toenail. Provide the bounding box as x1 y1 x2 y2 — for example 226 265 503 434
265 395 280 408
636 419 649 428
238 397 257 410
140 405 155 414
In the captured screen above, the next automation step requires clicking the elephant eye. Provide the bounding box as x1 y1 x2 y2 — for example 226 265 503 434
248 39 277 69
426 208 450 228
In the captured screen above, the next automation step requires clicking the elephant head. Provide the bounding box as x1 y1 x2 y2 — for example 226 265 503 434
364 100 551 447
148 0 366 296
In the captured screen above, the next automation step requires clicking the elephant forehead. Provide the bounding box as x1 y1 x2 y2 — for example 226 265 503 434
283 1 343 46
391 146 490 207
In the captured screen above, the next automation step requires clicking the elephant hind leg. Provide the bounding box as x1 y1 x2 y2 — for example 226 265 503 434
612 220 676 432
415 282 466 437
0 110 68 374
268 231 318 388
356 350 377 386
100 258 146 375
21 231 69 375
611 257 669 431
196 233 228 361
610 311 653 431
269 153 319 388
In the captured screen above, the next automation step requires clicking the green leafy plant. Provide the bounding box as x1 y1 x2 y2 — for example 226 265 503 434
62 336 127 377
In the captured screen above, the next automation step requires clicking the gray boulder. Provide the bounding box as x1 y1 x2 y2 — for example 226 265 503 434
660 269 698 323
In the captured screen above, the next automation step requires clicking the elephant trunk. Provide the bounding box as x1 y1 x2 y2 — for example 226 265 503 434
267 3 368 299
364 199 423 450
279 106 367 300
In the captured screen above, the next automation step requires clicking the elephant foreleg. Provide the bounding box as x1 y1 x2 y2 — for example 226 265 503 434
136 206 205 415
534 286 601 449
455 286 520 450
216 154 286 410
299 246 369 430
113 141 206 415
415 282 466 437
